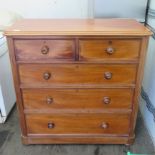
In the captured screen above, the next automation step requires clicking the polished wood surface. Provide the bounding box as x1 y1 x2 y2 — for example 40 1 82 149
19 64 137 86
26 113 130 135
5 19 151 145
79 39 141 61
22 88 133 110
14 39 75 61
21 135 134 145
5 19 151 36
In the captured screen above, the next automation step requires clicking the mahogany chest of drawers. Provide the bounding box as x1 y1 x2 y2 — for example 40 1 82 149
5 19 151 145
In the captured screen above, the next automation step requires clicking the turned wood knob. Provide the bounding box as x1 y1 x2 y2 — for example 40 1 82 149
105 47 114 55
43 72 51 80
47 97 53 104
103 97 111 104
41 45 49 55
101 122 109 129
48 123 55 129
104 72 112 80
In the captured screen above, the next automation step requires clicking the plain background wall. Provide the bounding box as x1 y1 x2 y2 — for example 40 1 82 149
94 0 147 22
140 37 155 146
139 0 155 146
0 0 90 18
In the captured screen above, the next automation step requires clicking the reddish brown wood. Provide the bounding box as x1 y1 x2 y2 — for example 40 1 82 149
5 19 151 145
4 19 151 36
14 39 75 61
19 64 137 86
22 88 134 110
6 37 27 136
129 37 150 136
26 113 130 135
21 135 134 145
79 39 141 61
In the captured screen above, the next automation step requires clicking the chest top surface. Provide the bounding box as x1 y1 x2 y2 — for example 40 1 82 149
4 19 152 36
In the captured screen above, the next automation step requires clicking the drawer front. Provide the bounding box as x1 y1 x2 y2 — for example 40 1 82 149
14 39 75 61
19 64 137 86
22 89 133 110
26 113 130 135
79 39 141 61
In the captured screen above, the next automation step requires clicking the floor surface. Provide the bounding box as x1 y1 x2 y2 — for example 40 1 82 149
0 107 154 155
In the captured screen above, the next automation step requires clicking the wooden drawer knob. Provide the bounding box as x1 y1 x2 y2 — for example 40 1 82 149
47 97 53 104
43 72 51 80
103 97 111 104
101 122 109 129
48 123 55 129
104 72 112 80
41 45 49 55
105 47 115 55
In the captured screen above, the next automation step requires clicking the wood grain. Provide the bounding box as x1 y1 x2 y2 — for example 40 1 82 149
14 39 75 61
5 19 151 145
79 39 141 61
22 135 133 145
26 113 130 135
4 19 152 36
22 88 134 110
6 37 27 136
129 37 150 137
19 64 137 86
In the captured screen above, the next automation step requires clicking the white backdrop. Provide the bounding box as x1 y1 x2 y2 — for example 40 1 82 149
94 0 147 22
140 0 155 146
0 0 90 18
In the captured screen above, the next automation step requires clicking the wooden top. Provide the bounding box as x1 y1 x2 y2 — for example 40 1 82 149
4 19 152 36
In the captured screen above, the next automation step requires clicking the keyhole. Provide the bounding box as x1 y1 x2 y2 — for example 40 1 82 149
108 41 112 45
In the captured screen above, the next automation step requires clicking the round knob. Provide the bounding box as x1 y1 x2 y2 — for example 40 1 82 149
105 47 114 55
41 45 49 55
103 97 111 104
43 72 51 80
104 72 112 80
47 97 53 104
101 122 109 129
48 123 55 129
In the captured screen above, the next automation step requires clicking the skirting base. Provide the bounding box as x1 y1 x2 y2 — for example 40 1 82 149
21 134 135 145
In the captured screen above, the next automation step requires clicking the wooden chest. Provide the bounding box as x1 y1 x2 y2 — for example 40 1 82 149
5 19 151 145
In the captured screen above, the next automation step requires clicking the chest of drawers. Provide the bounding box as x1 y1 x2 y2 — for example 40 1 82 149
5 19 151 145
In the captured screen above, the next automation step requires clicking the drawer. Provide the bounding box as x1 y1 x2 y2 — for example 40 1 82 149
22 88 133 110
26 113 130 135
79 39 141 61
14 39 75 61
19 64 137 86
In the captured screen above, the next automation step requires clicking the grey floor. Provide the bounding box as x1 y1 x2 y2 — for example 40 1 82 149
0 107 154 155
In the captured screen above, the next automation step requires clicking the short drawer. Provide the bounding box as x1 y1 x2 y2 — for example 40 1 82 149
19 64 137 86
79 39 141 61
22 88 134 110
14 39 75 61
26 113 130 135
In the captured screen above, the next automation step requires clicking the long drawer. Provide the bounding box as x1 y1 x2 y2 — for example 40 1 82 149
79 39 141 61
14 39 75 61
19 64 137 86
26 113 130 135
22 88 134 110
